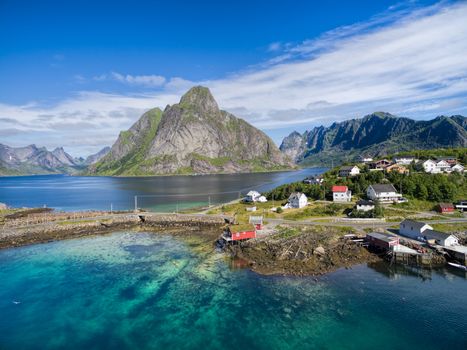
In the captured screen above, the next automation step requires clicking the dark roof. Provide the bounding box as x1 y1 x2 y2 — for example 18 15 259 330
400 219 431 231
423 229 456 241
438 203 454 209
357 199 375 206
369 184 397 193
366 232 398 243
340 165 357 171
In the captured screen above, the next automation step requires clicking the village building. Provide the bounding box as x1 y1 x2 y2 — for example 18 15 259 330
422 160 438 173
332 185 352 202
360 155 373 163
370 159 392 171
245 190 261 202
423 229 459 247
436 160 451 173
451 164 464 173
436 203 455 214
356 199 375 212
257 196 268 203
338 165 360 177
399 219 433 239
393 156 418 165
366 184 402 203
436 156 457 166
226 223 256 241
249 216 263 230
286 192 308 209
385 164 409 174
303 175 324 185
366 232 400 251
456 200 467 212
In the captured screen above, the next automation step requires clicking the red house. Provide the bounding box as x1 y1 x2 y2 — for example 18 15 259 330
366 232 399 250
437 203 455 213
228 224 256 241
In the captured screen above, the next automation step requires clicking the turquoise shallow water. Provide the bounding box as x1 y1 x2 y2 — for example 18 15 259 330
1 232 466 350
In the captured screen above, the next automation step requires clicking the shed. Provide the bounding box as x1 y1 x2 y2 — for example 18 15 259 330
249 216 263 230
399 219 433 239
437 203 455 214
228 223 256 241
366 232 399 251
423 229 458 247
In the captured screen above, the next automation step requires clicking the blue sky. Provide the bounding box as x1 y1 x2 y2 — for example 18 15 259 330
1 0 466 156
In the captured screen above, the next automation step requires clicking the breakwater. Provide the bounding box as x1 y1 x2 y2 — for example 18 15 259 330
0 212 230 249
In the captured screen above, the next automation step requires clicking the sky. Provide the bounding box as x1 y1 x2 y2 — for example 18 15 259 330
1 0 467 157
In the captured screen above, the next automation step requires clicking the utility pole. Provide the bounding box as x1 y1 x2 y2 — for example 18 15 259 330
110 203 113 214
208 196 211 207
134 196 138 212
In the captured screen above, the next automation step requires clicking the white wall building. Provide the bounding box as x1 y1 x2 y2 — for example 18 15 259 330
287 192 308 208
356 199 375 212
394 156 418 165
423 160 438 173
436 160 451 172
399 219 433 239
245 191 261 202
451 164 465 173
339 165 360 177
423 229 459 247
332 186 352 202
366 184 402 203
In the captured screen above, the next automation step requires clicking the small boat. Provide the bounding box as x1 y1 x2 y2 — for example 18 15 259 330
447 262 467 271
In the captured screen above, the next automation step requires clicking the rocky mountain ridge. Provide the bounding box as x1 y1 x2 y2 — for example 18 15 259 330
88 86 293 176
280 112 467 165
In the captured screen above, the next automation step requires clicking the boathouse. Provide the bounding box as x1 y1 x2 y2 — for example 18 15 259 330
436 203 455 214
227 223 256 241
399 219 433 239
366 232 399 251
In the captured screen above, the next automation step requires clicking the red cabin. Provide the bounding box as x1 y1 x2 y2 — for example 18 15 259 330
228 224 256 241
437 203 455 213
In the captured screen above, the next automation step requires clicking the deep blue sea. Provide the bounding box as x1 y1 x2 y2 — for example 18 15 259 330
1 231 466 350
0 169 324 212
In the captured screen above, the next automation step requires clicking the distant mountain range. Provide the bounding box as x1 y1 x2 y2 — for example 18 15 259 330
0 144 109 176
280 112 467 165
86 86 292 176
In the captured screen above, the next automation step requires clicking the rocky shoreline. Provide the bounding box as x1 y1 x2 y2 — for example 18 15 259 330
0 213 227 249
224 226 381 276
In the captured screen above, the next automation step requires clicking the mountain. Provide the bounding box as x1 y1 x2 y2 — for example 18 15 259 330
87 86 293 176
0 144 83 175
280 112 467 165
85 147 110 165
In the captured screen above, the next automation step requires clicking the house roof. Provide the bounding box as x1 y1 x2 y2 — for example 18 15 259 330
439 203 454 209
357 199 375 206
332 185 348 192
423 229 456 242
340 165 357 171
367 232 398 243
246 190 260 196
369 184 397 193
400 219 432 231
289 192 306 200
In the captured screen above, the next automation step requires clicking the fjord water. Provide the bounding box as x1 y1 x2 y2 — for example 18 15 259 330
0 168 324 211
1 232 466 350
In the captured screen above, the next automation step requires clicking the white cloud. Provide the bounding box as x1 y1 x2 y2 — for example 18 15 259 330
1 1 467 154
92 72 166 86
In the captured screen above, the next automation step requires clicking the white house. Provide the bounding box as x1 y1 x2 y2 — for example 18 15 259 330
339 165 360 177
394 156 418 165
356 199 375 212
366 184 402 203
360 156 373 163
287 192 308 208
399 219 433 239
257 195 268 203
451 164 464 173
332 185 352 202
423 229 459 247
423 160 438 173
245 190 261 202
436 160 451 173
